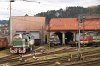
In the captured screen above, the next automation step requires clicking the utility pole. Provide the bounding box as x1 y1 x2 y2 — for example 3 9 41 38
10 0 14 45
46 13 51 48
78 16 81 52
78 15 85 60
9 0 40 44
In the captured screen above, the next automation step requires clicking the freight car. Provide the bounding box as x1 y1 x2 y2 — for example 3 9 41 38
0 37 8 48
10 33 34 53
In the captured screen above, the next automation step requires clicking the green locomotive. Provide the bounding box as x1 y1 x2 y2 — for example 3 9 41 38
10 33 34 53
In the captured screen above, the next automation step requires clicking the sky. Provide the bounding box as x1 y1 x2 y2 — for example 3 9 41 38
0 0 100 20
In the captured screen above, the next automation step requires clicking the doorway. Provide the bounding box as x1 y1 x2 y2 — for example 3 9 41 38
54 32 62 45
65 32 73 44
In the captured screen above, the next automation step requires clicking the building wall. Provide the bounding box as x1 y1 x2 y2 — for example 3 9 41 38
11 16 45 43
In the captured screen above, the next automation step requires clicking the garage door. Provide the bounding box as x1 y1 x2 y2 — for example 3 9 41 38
30 31 40 39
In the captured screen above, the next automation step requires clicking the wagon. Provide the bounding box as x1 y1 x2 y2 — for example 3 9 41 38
0 37 8 48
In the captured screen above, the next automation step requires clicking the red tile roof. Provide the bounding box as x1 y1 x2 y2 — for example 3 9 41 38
48 18 100 31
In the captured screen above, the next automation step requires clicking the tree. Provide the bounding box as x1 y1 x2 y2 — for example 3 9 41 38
35 5 100 24
95 5 100 14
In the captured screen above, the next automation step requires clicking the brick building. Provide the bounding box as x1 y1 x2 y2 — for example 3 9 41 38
11 16 45 44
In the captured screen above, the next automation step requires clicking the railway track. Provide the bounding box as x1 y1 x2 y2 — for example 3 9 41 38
0 47 76 64
64 57 100 66
35 47 77 57
0 47 99 65
0 54 20 64
14 52 100 66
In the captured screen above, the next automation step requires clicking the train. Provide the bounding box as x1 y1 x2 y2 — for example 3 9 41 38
10 33 34 53
9 32 100 53
49 34 60 46
0 37 8 48
70 33 100 47
48 32 100 47
87 35 100 47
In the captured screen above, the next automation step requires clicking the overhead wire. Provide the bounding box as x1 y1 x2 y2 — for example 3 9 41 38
1 0 66 16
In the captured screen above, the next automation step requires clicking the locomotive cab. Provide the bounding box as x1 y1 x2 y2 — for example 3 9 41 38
10 33 34 53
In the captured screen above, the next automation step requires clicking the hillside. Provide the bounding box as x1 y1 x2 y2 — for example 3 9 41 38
35 5 100 24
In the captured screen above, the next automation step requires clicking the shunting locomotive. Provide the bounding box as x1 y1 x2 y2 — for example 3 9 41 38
10 33 34 53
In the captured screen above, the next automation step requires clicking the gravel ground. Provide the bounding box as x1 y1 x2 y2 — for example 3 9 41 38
0 49 11 58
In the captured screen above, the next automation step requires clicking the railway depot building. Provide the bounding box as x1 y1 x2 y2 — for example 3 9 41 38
11 16 45 45
47 17 100 44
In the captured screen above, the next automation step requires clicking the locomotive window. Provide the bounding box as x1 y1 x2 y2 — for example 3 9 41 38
29 36 30 39
25 39 27 42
